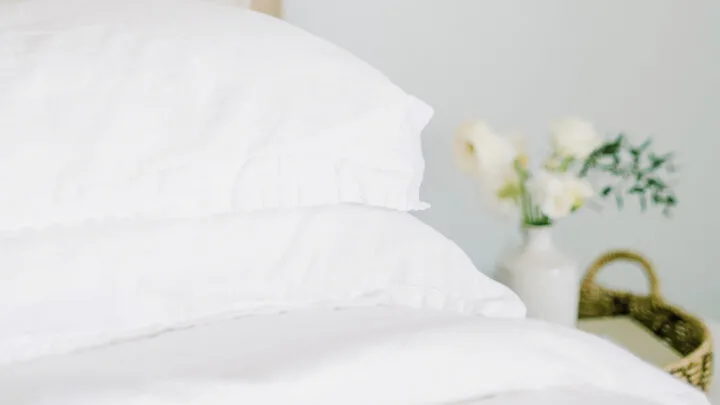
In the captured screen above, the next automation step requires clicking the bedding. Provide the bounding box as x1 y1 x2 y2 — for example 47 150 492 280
0 307 709 405
0 205 525 366
0 1 709 404
0 0 432 231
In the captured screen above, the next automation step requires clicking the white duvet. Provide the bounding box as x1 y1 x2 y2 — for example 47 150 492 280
0 307 709 405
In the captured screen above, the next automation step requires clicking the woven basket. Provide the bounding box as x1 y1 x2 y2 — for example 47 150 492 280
579 250 713 392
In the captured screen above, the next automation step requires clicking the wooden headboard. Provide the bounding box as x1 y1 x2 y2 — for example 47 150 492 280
250 0 282 18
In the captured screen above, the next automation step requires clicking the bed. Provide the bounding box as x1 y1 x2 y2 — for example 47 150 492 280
0 306 711 405
0 0 712 404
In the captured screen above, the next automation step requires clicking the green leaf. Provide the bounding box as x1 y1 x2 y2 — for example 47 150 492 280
574 133 677 218
599 138 622 155
648 153 673 171
579 156 596 177
604 144 620 155
630 148 641 171
639 138 652 152
496 181 522 201
647 178 666 189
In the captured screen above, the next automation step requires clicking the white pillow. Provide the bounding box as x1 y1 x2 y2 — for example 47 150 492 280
0 0 433 231
0 205 525 365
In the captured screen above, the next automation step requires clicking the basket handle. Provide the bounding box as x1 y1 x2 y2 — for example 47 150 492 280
582 250 662 299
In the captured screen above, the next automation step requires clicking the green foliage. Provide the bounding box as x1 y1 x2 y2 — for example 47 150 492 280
579 134 678 217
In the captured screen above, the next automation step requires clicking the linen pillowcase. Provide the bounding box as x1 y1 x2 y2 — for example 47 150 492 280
0 205 525 365
0 0 432 231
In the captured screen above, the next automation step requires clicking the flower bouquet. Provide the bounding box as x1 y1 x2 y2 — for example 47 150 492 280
454 117 677 326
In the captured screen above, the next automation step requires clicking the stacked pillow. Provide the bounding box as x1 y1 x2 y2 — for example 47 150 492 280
0 0 525 365
0 0 431 231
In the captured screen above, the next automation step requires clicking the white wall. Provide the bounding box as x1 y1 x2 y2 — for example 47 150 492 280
285 0 720 318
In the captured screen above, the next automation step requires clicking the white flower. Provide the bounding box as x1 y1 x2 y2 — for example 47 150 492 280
565 176 594 209
454 121 482 175
454 121 518 179
543 155 563 172
530 171 574 219
530 171 594 220
478 160 524 220
551 117 602 160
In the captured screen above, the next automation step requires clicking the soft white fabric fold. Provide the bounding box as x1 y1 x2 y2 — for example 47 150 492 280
0 308 708 405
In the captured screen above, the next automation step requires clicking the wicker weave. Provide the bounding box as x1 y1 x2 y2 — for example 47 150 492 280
579 250 713 392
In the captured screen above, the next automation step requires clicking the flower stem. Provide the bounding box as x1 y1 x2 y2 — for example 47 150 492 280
514 159 552 227
514 160 534 226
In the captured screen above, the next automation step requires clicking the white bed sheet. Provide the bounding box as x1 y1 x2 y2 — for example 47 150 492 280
452 389 668 405
0 307 709 405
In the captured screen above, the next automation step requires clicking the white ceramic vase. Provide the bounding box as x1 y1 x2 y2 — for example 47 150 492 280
499 226 579 328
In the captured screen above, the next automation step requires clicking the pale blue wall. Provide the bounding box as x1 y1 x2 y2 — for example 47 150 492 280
286 0 720 318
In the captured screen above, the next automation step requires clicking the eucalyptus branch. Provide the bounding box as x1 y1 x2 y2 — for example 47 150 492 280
579 134 678 216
